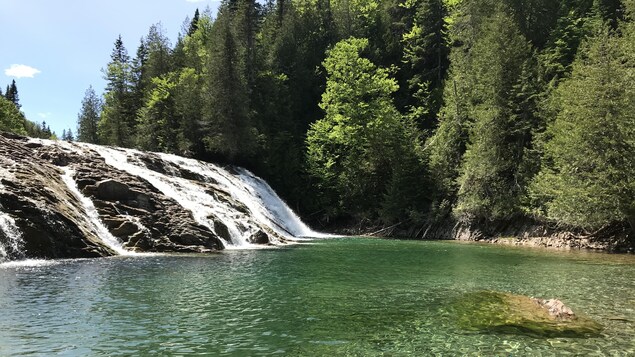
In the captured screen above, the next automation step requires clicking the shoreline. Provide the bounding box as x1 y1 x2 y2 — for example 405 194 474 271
321 217 634 253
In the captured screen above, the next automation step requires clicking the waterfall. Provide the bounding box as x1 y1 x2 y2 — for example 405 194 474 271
60 167 132 255
0 212 24 262
78 144 325 248
85 145 249 248
159 153 326 239
235 168 328 239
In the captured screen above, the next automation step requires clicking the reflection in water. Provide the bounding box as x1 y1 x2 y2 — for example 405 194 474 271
0 240 634 355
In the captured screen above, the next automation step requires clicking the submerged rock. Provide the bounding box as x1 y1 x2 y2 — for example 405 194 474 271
453 291 603 337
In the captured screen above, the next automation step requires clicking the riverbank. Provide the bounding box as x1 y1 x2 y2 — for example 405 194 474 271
319 216 634 253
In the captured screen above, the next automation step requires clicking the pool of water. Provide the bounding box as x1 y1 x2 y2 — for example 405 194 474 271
1 238 634 356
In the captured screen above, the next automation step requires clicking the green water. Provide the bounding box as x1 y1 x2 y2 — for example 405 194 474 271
1 238 634 356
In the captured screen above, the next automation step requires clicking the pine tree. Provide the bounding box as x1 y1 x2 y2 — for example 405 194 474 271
454 8 536 221
530 25 635 231
130 39 149 120
99 35 134 146
401 0 449 128
76 86 102 144
189 8 201 36
202 0 258 162
5 80 20 109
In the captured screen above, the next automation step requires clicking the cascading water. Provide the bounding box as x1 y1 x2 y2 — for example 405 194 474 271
0 212 24 262
76 144 326 248
84 145 251 248
235 168 329 239
159 153 327 240
60 167 131 255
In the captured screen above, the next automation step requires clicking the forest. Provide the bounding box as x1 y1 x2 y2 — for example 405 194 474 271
2 0 634 234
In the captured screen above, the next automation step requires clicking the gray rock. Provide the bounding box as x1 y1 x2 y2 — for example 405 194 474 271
96 179 131 201
112 221 139 238
248 230 269 244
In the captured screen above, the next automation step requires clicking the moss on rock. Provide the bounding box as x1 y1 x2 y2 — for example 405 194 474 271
453 291 603 337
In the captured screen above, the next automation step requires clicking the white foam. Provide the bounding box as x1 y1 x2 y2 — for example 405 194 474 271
60 167 132 255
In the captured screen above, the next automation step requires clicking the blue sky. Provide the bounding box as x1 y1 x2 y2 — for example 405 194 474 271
0 0 220 137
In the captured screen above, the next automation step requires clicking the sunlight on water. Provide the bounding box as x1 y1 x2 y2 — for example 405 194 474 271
0 239 633 356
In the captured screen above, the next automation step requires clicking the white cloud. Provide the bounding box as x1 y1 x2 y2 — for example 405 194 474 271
4 64 41 78
37 112 52 119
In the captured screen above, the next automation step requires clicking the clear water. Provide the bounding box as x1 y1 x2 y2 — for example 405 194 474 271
0 238 634 356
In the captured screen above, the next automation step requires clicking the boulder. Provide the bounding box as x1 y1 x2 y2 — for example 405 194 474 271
452 291 603 337
213 219 231 242
96 179 131 201
537 298 575 320
112 221 139 238
248 230 270 244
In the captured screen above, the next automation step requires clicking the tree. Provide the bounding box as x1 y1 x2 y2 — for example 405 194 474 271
60 129 74 141
4 80 20 109
188 8 201 36
530 25 635 231
453 9 537 221
400 0 449 128
306 37 426 220
202 0 259 162
0 96 27 135
76 86 102 144
99 35 134 146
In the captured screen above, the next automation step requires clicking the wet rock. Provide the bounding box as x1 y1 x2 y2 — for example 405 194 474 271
112 221 139 238
536 298 575 320
96 179 130 201
453 291 603 337
213 219 231 242
249 230 269 244
0 133 293 259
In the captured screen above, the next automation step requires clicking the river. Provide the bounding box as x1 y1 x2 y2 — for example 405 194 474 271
1 238 634 355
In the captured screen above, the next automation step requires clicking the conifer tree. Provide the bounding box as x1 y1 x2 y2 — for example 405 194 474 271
5 80 20 109
202 0 258 162
189 8 201 36
454 9 536 220
99 35 134 146
76 86 102 144
530 25 635 231
401 0 449 128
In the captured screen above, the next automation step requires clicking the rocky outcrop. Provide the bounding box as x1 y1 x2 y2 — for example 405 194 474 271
0 134 113 258
0 133 291 260
365 216 634 252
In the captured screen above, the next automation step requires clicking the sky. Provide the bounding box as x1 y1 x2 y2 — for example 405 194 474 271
0 0 220 137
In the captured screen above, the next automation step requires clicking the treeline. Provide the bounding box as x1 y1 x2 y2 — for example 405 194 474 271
0 80 58 139
75 0 634 232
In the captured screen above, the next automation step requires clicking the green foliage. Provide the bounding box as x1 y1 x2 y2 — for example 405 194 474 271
4 80 20 109
307 37 427 220
76 86 101 144
73 0 635 231
0 96 27 135
202 0 259 162
454 10 536 220
99 35 135 147
400 0 449 128
530 25 635 230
